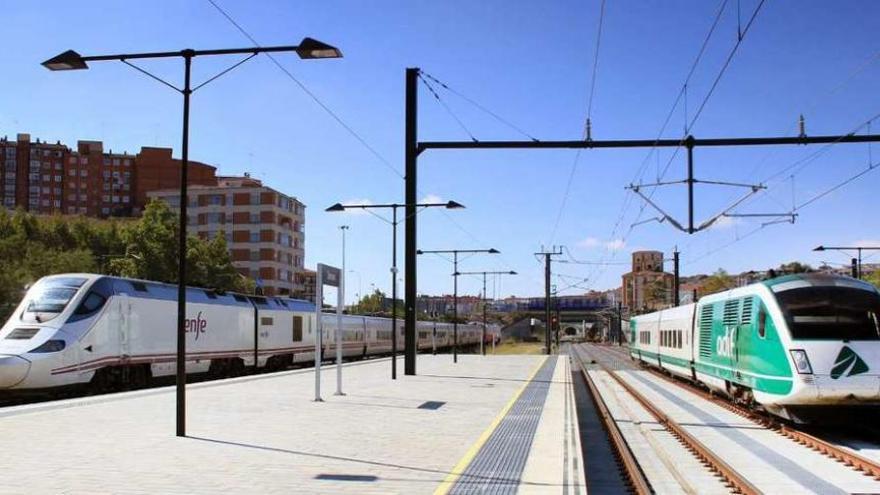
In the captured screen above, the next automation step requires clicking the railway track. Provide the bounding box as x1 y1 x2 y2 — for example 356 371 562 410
570 344 748 494
597 343 880 481
578 342 880 493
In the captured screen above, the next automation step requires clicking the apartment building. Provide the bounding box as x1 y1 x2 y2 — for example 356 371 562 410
148 175 306 296
0 133 216 217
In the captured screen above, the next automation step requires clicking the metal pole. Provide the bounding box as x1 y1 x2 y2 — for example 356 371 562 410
404 67 419 376
314 267 323 402
453 251 458 363
175 51 193 438
481 272 487 356
391 207 398 380
858 248 863 279
673 249 680 307
852 258 859 278
335 227 346 396
617 301 622 346
544 253 551 355
686 137 695 234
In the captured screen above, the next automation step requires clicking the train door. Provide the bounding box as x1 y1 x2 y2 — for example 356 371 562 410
117 294 131 362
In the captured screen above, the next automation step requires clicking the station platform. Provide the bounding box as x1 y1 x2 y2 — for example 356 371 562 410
0 354 584 494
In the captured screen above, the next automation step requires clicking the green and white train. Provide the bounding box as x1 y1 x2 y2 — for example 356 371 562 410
630 273 880 422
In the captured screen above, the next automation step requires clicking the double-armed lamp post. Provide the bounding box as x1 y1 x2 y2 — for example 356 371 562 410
453 270 517 355
326 200 464 378
417 248 500 362
813 245 880 279
44 38 342 437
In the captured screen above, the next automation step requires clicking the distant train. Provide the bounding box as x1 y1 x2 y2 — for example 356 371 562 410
629 273 880 422
0 274 498 392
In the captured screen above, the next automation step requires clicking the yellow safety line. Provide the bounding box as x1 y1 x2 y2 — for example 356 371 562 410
433 356 550 495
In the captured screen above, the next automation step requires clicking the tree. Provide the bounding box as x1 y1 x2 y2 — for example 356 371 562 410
109 200 252 293
778 261 813 274
700 269 736 296
352 289 386 314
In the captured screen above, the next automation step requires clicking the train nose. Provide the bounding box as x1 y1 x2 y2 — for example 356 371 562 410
0 354 31 389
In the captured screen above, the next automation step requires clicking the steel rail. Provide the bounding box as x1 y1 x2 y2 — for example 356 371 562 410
575 344 759 495
604 344 880 482
570 347 651 495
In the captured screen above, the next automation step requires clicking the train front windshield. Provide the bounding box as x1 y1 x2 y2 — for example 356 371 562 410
21 277 88 323
776 286 880 341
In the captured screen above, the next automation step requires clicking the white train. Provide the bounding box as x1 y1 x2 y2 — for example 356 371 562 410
0 274 498 392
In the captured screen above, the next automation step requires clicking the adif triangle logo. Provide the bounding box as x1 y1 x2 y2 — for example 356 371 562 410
830 346 869 379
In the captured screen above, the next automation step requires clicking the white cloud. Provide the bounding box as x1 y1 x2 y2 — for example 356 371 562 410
577 237 600 248
709 215 740 230
577 237 626 251
605 239 626 251
420 194 444 204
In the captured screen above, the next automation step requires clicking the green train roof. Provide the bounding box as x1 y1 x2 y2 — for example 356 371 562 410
761 272 877 293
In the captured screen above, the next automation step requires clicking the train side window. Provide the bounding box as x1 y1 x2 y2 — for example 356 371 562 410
758 309 767 339
293 316 303 342
75 292 106 316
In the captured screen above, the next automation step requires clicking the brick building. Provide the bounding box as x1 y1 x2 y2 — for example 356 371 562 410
1 133 306 296
0 133 215 217
148 175 306 296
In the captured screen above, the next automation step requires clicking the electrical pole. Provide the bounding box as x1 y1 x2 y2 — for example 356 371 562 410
535 246 563 355
673 248 680 307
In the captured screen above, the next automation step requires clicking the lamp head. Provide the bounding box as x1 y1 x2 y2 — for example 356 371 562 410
416 249 424 255
509 271 518 275
42 50 88 71
445 200 465 209
296 38 343 59
813 245 825 252
488 248 500 254
325 203 346 212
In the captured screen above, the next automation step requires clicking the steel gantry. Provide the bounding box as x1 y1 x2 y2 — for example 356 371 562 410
403 66 880 374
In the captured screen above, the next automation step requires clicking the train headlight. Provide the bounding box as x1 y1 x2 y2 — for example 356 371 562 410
30 339 66 353
790 349 813 374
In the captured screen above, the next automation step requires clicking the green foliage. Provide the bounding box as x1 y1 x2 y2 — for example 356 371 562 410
865 269 880 290
778 261 813 274
0 200 254 321
351 289 387 315
699 268 736 296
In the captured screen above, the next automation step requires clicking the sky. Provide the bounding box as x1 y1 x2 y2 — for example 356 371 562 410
1 0 879 302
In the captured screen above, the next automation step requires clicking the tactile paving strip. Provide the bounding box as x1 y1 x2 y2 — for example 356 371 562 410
450 356 557 494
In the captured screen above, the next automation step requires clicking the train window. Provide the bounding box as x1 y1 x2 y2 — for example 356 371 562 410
203 290 217 299
74 292 106 316
775 286 880 340
758 310 767 338
293 316 303 341
131 281 148 292
233 294 248 303
261 317 274 326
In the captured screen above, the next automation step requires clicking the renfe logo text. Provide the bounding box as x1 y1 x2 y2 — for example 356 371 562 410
185 312 207 340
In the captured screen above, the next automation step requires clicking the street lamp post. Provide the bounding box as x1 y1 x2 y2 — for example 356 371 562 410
814 245 880 279
417 248 500 362
44 38 342 437
326 200 464 379
453 271 516 355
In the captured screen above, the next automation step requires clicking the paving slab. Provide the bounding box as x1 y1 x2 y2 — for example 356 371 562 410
0 354 580 494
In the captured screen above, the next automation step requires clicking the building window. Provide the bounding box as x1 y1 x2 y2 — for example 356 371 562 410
68 169 76 177
54 163 62 170
42 187 50 194
122 195 130 203
101 207 109 215
250 212 260 223
113 158 120 166
102 195 110 202
42 174 50 182
79 157 87 165
102 171 111 179
103 183 110 191
5 148 15 158
80 170 88 177
53 200 60 208
123 159 130 167
112 195 120 203
68 156 76 164
249 231 259 243
103 157 111 166
54 175 61 183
